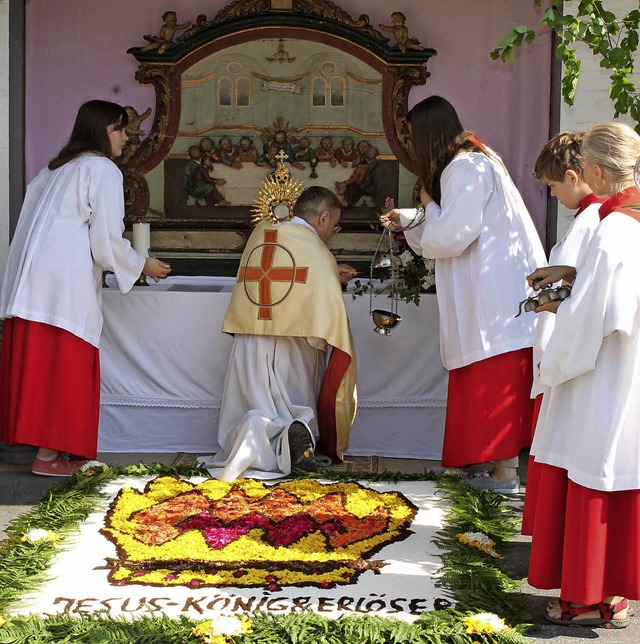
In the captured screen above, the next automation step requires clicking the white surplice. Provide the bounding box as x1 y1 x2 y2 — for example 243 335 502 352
531 212 640 491
530 200 601 397
399 150 546 370
201 334 325 482
0 154 144 347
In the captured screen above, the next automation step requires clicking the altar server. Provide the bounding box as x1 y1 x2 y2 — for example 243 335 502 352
0 99 171 476
521 131 603 535
523 122 640 628
201 186 357 482
381 95 546 494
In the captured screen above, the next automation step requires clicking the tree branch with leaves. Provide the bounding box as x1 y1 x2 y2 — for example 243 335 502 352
491 1 640 128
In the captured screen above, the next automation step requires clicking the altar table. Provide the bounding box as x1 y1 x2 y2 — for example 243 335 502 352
98 276 448 459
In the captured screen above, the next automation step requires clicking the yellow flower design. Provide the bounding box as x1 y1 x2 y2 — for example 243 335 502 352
462 612 506 634
192 616 252 642
20 529 59 544
101 476 417 588
457 531 503 558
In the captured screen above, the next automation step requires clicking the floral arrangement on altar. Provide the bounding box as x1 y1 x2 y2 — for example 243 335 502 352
351 198 436 306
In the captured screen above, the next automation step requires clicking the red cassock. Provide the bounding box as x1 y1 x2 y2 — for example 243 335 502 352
0 318 100 459
441 348 534 467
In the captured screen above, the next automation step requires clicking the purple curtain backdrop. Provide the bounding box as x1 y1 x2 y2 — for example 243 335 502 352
25 0 552 240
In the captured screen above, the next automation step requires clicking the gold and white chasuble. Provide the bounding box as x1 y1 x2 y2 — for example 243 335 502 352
222 220 357 461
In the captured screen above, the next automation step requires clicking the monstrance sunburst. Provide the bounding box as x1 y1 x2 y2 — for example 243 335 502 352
251 150 305 225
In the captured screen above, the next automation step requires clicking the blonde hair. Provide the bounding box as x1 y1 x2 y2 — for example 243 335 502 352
581 123 640 192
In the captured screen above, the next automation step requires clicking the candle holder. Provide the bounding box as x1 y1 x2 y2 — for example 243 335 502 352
134 273 149 287
132 221 152 287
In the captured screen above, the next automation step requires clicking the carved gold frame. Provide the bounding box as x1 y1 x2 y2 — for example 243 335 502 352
120 0 435 224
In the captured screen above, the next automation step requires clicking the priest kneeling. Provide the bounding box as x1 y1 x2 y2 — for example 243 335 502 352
201 186 357 481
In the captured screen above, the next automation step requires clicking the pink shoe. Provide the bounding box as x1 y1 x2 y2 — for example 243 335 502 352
31 454 87 477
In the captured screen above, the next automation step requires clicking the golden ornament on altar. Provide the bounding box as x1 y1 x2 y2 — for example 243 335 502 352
251 150 304 225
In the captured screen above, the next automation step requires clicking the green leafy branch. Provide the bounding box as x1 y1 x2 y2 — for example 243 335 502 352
491 1 640 128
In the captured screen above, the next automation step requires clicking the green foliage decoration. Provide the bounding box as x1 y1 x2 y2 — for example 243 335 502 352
491 1 640 128
0 464 531 643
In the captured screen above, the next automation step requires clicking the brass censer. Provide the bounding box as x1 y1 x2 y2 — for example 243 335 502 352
369 226 402 335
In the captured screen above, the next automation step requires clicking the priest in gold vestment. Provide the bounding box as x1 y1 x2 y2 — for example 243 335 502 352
201 186 357 481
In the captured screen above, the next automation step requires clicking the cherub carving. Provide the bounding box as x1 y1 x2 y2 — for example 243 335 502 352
141 11 190 55
178 14 213 42
124 106 152 145
379 12 425 53
119 106 152 164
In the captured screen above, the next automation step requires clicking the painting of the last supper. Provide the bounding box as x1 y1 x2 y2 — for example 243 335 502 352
156 40 400 219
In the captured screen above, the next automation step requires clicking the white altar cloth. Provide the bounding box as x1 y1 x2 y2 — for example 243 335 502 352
98 276 448 459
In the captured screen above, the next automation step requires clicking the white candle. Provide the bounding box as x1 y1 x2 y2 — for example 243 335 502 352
132 222 151 257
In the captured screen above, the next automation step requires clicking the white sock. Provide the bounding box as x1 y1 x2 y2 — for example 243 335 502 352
36 451 58 461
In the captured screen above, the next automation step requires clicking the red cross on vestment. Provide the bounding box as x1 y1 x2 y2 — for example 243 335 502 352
238 229 309 320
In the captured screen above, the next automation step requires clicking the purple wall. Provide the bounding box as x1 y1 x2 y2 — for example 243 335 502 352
26 0 552 238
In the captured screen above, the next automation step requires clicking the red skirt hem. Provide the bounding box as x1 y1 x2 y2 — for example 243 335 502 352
441 349 534 467
526 463 640 604
0 318 100 459
521 393 543 536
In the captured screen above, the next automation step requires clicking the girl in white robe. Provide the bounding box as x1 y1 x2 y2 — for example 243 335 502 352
0 100 171 477
380 96 546 494
525 122 640 628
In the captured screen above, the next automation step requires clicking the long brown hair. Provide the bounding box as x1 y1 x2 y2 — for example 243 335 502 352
408 96 484 205
48 100 128 170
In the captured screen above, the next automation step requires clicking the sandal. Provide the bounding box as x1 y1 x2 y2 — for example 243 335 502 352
598 598 631 628
547 598 635 618
544 598 630 629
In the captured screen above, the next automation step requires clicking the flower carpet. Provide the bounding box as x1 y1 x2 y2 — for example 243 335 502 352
0 464 531 643
14 474 446 622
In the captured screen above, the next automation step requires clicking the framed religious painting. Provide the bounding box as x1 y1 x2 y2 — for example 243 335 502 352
119 0 435 271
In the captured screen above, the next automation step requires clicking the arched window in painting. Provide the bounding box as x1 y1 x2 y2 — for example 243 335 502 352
312 77 327 106
330 76 345 107
313 62 345 108
218 77 232 106
218 62 250 107
236 77 250 106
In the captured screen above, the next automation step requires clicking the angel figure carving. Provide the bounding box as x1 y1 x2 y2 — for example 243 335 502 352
379 12 425 53
178 14 214 42
124 106 152 145
141 11 190 54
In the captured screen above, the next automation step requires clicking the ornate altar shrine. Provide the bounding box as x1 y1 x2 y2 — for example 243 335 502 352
119 0 436 272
